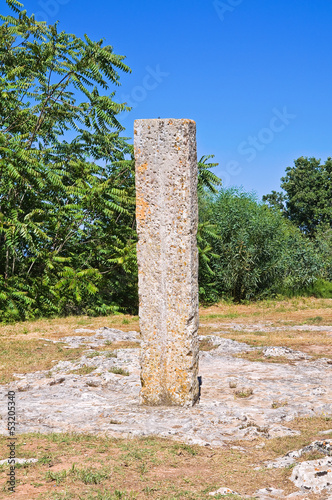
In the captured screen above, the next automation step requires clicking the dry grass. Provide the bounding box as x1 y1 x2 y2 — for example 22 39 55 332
198 338 216 351
0 416 330 499
0 314 139 342
199 297 332 325
234 350 298 365
0 315 140 384
0 339 84 384
199 297 332 359
0 297 331 382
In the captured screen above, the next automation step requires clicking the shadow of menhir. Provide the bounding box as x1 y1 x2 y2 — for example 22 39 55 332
197 376 202 403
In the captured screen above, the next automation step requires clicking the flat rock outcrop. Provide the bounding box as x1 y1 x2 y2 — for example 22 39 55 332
0 328 330 448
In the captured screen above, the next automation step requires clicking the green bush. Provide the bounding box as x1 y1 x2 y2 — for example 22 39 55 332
199 188 324 302
314 226 332 282
304 279 332 299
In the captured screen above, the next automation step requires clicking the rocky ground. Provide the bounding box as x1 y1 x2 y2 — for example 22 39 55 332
1 324 331 499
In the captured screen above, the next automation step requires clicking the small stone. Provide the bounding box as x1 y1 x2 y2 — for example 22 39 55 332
209 486 240 496
86 379 101 387
291 457 332 493
49 377 65 386
16 383 30 392
311 387 327 396
264 456 296 469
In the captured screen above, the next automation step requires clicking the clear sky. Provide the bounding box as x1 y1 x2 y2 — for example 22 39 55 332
9 0 332 198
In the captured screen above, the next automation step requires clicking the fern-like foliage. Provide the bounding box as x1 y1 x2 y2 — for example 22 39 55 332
0 1 222 320
0 1 137 320
198 155 222 194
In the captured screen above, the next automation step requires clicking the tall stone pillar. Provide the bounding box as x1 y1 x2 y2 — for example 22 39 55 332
134 119 199 407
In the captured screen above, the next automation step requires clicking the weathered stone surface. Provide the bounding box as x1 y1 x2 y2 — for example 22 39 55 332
291 457 332 493
263 346 311 360
1 324 331 499
261 440 332 469
134 118 199 406
199 335 257 354
1 329 331 446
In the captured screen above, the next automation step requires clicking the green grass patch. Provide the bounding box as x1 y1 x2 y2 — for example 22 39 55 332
70 366 95 376
109 367 129 376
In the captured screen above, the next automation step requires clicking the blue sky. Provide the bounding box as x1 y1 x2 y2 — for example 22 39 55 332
9 0 332 198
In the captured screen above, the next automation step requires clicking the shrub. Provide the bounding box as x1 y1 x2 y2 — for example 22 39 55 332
199 188 324 302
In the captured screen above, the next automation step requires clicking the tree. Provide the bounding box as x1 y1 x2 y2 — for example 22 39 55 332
263 157 332 237
0 0 135 320
262 190 286 213
0 0 223 320
197 156 222 303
